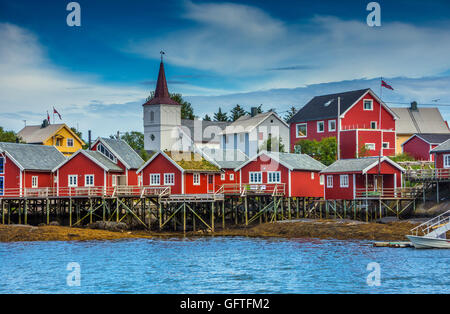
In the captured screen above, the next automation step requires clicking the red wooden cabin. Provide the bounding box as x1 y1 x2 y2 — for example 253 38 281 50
90 137 144 186
137 151 221 195
288 89 398 158
0 142 66 197
234 151 326 197
402 134 450 162
53 150 125 196
431 139 450 179
321 157 404 200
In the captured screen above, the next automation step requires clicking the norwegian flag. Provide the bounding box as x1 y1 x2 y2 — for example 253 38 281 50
53 107 62 120
47 111 50 124
381 79 394 90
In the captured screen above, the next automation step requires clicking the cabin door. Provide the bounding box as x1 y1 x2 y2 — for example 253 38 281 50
374 175 383 191
207 174 214 193
0 177 3 196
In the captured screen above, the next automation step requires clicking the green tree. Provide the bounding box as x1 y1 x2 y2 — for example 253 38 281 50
259 136 285 153
170 93 195 120
70 127 89 149
256 104 263 114
284 106 297 122
295 137 337 166
230 104 247 121
119 131 144 152
203 114 212 121
0 127 20 143
214 108 229 122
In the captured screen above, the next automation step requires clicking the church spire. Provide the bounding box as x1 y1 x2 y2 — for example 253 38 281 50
143 52 180 106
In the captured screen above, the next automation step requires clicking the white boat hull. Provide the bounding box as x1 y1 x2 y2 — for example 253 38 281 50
407 235 450 249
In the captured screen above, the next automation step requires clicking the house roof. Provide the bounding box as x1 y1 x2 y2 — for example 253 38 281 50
95 137 144 169
17 123 84 145
0 142 66 171
431 139 450 153
137 150 221 174
402 133 450 146
201 148 248 169
143 61 180 106
235 151 326 172
391 107 449 134
181 119 231 144
222 112 288 135
321 157 405 174
288 88 397 124
53 150 123 172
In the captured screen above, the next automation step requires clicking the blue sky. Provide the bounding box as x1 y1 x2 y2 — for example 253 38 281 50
0 0 450 138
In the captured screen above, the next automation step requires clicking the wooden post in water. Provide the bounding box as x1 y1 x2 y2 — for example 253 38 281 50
1 200 4 225
116 197 119 222
183 202 186 233
244 197 248 226
222 200 225 229
159 200 162 230
24 200 27 225
296 198 299 219
46 199 50 225
69 198 72 227
211 202 215 232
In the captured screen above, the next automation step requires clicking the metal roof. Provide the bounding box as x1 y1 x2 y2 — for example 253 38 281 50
391 107 450 134
98 138 144 169
288 89 370 123
143 62 181 106
431 139 450 153
202 148 248 169
236 151 326 172
406 133 450 145
0 142 66 171
321 157 404 174
83 150 123 172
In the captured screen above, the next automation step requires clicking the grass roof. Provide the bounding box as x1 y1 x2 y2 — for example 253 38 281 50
165 151 220 172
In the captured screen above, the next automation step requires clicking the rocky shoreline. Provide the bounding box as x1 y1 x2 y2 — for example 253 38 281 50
0 219 424 243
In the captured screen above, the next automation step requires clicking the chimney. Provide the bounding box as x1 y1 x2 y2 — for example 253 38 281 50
410 101 418 111
250 107 258 117
88 130 92 150
15 137 19 144
41 119 49 128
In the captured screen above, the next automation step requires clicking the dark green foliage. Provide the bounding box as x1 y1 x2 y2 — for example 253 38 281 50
295 137 337 166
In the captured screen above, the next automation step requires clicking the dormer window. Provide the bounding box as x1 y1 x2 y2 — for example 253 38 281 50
98 143 117 163
363 100 373 111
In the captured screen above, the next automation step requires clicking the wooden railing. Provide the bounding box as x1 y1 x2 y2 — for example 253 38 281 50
405 168 450 181
216 183 286 196
0 186 172 198
355 187 420 199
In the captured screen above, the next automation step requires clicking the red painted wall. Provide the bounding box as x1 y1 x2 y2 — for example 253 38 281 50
402 136 433 161
290 171 324 197
1 154 21 191
140 153 182 194
214 169 240 192
324 173 354 200
434 152 450 169
184 172 211 194
240 155 290 189
291 118 338 150
340 130 357 159
57 153 108 189
23 171 53 188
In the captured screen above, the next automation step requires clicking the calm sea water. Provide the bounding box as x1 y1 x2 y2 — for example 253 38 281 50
0 237 449 294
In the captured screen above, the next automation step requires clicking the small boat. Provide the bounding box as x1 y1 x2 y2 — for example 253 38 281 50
407 235 450 249
407 210 450 249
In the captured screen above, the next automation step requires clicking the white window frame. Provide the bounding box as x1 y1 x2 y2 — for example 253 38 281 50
382 142 389 149
340 175 349 188
296 123 307 138
317 121 324 133
328 120 336 132
32 176 38 188
370 121 377 129
67 138 74 147
326 175 333 188
164 173 175 186
221 173 225 181
267 171 281 183
0 157 5 175
249 171 262 184
363 99 373 111
311 172 315 180
84 174 94 187
68 175 78 187
320 175 324 186
444 154 450 168
229 173 234 181
150 174 160 186
193 173 200 186
365 143 376 151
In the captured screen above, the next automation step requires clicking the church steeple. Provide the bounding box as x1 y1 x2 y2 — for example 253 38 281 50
144 53 180 106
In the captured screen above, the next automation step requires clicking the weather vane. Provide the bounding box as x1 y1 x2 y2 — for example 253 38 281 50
160 50 165 62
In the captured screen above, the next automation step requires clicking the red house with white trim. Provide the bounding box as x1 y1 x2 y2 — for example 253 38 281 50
321 157 404 200
288 89 398 159
0 142 66 197
90 137 144 186
402 134 450 161
431 139 450 170
234 151 326 198
53 150 125 196
137 151 221 195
